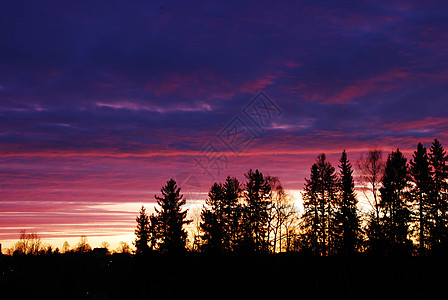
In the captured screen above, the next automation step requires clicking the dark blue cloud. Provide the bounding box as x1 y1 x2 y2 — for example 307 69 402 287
0 0 447 156
2 0 448 247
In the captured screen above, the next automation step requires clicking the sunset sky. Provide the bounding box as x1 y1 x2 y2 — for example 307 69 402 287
1 0 448 250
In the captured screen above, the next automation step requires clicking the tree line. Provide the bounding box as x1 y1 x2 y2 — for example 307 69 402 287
4 139 447 256
4 231 133 255
135 139 448 256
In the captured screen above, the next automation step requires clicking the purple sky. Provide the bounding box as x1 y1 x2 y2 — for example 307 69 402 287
1 0 448 249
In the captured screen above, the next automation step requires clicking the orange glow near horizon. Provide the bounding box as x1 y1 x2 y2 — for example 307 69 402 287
1 138 444 253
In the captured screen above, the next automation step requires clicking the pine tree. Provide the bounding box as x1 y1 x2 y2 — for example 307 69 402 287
379 149 412 254
428 139 448 253
410 142 432 255
134 205 151 254
334 150 361 255
154 179 191 253
301 154 338 255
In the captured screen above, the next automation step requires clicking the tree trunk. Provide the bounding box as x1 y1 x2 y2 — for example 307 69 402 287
419 192 424 255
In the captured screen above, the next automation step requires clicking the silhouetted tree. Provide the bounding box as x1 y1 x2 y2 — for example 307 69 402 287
42 244 53 255
221 176 243 250
200 176 242 253
357 149 385 253
153 179 191 253
189 207 203 252
301 154 338 255
334 150 361 255
14 230 42 255
240 169 272 252
75 236 92 253
357 149 384 226
100 241 111 253
265 176 280 252
410 142 432 255
428 139 448 253
379 149 412 254
200 182 226 253
301 164 321 254
62 241 70 253
283 215 299 252
134 206 151 254
116 241 132 254
266 176 297 253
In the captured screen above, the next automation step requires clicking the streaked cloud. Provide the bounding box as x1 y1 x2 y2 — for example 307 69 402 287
1 0 447 249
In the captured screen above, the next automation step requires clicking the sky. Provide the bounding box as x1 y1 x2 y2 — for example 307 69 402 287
1 0 448 250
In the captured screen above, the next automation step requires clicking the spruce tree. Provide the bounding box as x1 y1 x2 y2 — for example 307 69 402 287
301 154 338 255
241 169 271 252
200 182 226 253
134 206 151 254
379 149 412 254
301 163 320 254
200 176 242 253
221 176 242 251
154 179 191 253
334 150 361 255
410 142 432 255
428 139 448 253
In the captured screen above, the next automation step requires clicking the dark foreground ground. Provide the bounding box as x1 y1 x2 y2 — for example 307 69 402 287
1 252 447 299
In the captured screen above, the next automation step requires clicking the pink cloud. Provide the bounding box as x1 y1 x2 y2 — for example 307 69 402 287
144 71 236 100
285 61 301 68
142 69 284 101
1 126 447 250
238 74 278 94
326 70 410 104
96 100 212 113
380 116 448 133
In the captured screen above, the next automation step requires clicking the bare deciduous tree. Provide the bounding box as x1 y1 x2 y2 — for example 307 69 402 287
62 241 70 253
357 149 384 224
14 230 42 255
188 206 203 252
100 241 111 253
75 235 92 253
115 241 132 254
266 176 298 253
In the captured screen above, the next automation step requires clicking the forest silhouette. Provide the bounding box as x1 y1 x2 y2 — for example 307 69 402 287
2 139 448 298
132 138 448 256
